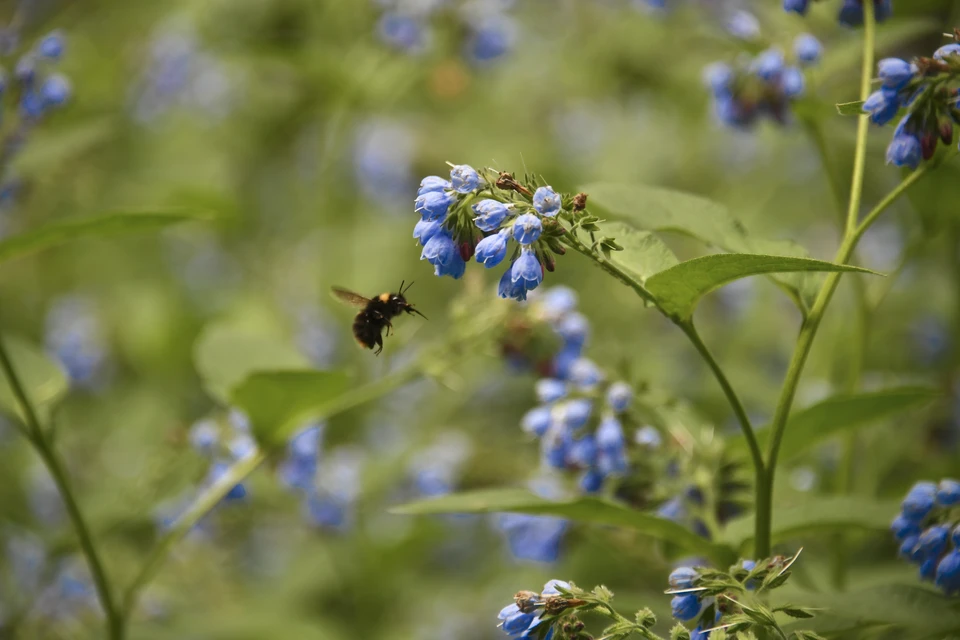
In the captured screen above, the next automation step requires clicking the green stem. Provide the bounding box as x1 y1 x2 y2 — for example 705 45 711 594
120 357 426 623
561 234 762 479
753 2 878 559
0 335 123 639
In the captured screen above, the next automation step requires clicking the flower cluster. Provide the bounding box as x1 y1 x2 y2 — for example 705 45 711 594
497 579 575 639
892 479 960 594
784 0 892 27
703 34 822 129
414 165 574 300
377 0 517 66
496 286 588 376
666 554 812 640
862 43 960 170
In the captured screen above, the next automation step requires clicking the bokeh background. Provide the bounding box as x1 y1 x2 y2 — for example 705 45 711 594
2 0 960 637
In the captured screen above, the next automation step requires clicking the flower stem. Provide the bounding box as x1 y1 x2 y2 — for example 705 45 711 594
0 333 123 639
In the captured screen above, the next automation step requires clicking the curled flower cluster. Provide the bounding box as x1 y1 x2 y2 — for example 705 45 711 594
497 579 572 639
377 0 517 65
862 44 960 170
892 479 960 594
414 165 572 299
784 0 892 27
703 34 822 129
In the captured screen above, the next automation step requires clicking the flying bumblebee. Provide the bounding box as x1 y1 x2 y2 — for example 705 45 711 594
331 281 426 355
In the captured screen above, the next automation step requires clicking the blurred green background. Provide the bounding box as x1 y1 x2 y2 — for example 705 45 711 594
2 0 960 637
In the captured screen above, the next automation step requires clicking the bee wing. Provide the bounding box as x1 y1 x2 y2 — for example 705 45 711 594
330 287 371 308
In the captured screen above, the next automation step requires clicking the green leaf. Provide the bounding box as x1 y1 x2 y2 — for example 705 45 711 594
775 607 815 620
582 183 838 311
193 325 311 405
0 209 214 265
726 387 939 461
230 370 351 447
722 496 902 550
12 119 115 174
794 584 960 635
602 221 679 283
835 101 864 116
392 488 737 565
0 336 68 422
644 254 877 322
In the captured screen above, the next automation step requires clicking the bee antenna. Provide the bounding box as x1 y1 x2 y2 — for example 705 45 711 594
401 280 415 295
398 280 405 294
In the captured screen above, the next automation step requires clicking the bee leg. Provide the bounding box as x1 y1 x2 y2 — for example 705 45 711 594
385 320 394 337
374 335 384 355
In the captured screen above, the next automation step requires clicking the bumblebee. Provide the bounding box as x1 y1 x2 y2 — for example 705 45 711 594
331 281 426 355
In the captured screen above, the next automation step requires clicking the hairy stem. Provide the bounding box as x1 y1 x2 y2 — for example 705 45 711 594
0 334 123 639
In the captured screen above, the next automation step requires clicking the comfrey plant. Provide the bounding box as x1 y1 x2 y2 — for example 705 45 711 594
784 0 892 27
892 480 960 594
862 35 960 169
496 557 823 640
703 34 821 129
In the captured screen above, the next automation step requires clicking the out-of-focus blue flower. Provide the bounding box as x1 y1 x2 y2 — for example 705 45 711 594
671 593 701 621
522 406 552 437
536 378 568 403
606 381 632 412
935 44 960 61
936 550 960 595
794 33 822 65
353 119 416 208
44 295 108 388
783 0 810 15
409 431 471 498
496 477 568 563
886 130 922 169
754 48 785 82
466 15 516 65
40 74 70 107
781 67 805 98
188 419 219 455
725 10 760 40
378 12 429 54
279 423 323 492
938 479 960 507
532 186 561 216
635 425 662 449
37 30 64 60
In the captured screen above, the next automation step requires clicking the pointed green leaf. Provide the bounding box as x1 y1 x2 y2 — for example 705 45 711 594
835 101 865 116
193 325 311 405
582 183 840 311
726 387 939 461
0 336 68 422
230 370 351 447
644 254 877 322
393 488 737 565
0 209 214 265
722 496 901 550
602 221 679 284
792 584 960 634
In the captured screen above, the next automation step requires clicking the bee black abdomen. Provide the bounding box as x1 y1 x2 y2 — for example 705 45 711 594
352 311 377 349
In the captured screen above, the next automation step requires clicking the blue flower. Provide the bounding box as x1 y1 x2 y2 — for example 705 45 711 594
522 406 552 437
794 34 822 65
579 469 604 493
878 58 916 90
450 164 481 193
886 133 921 169
207 461 247 501
476 229 510 268
536 378 568 403
498 604 535 636
413 218 444 246
781 67 805 98
703 62 734 96
422 231 465 279
891 513 921 540
863 90 900 126
533 186 561 216
415 190 456 221
40 73 70 107
658 496 686 521
669 566 699 589
921 556 938 581
15 54 35 85
635 425 662 448
671 593 701 621
561 399 593 429
555 312 589 349
596 416 625 453
378 12 427 53
499 263 529 301
498 512 567 563
783 0 809 14
189 419 219 455
512 249 543 292
936 550 960 595
837 0 863 26
512 213 543 245
569 358 603 388
899 534 920 561
725 11 760 41
304 491 346 529
539 286 578 318
418 175 451 196
542 579 570 596
466 16 516 65
754 48 785 82
934 44 960 61
917 525 950 560
473 199 511 231
606 382 633 412
937 479 960 507
37 31 64 60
